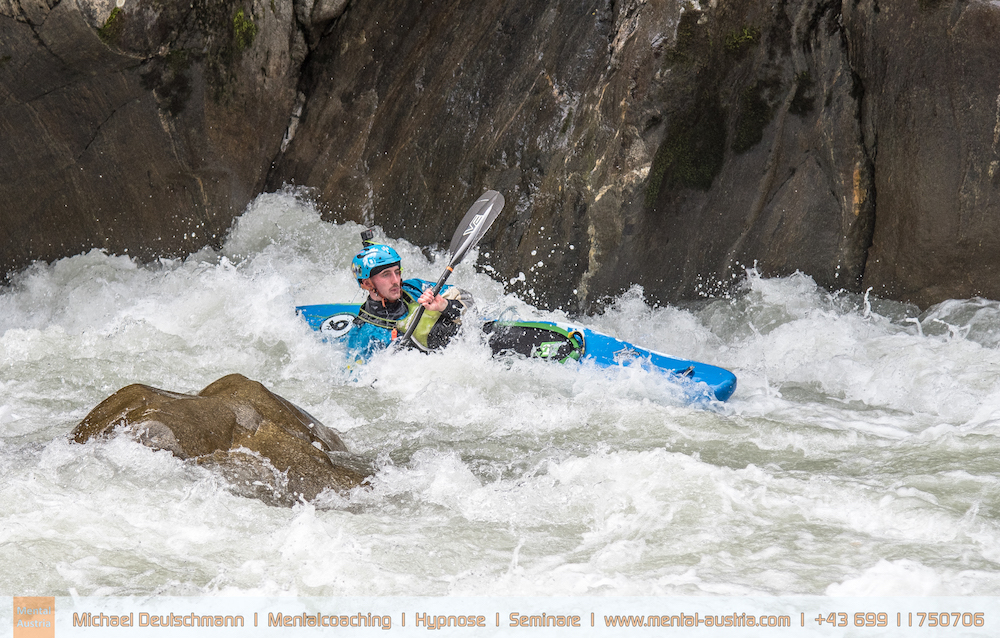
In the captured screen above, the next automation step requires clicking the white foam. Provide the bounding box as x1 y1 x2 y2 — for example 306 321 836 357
3 191 1000 597
826 559 945 596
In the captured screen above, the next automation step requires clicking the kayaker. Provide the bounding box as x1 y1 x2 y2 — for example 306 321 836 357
347 242 473 357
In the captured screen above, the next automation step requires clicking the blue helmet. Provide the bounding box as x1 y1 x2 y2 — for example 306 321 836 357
351 244 401 284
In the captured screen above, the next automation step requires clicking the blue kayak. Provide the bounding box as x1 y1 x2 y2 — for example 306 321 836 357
296 303 737 402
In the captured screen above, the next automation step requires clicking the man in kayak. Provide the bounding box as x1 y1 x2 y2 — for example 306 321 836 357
348 243 472 357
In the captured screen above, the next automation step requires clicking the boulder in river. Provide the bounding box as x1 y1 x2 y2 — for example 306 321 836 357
72 374 371 507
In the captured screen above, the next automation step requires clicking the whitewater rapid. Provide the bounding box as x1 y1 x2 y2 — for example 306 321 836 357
3 189 1000 599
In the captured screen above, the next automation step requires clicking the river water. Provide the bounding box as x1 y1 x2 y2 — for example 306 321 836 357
3 189 1000 601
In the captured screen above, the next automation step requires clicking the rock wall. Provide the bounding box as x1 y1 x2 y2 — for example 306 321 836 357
267 0 879 309
0 0 298 272
844 0 1000 307
3 0 1000 310
604 0 876 305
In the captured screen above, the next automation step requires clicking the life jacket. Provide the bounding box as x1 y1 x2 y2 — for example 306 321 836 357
351 279 469 353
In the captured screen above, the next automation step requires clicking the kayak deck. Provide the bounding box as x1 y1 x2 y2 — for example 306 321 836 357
296 304 737 401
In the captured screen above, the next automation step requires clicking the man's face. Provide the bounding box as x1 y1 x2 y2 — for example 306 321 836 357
363 265 402 302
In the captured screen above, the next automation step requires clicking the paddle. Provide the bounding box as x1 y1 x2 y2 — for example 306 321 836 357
397 189 505 348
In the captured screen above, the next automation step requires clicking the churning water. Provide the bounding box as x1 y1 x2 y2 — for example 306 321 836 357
4 189 1000 601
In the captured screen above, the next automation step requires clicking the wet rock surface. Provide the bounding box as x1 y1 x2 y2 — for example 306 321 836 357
1 0 298 274
3 0 999 309
72 374 371 506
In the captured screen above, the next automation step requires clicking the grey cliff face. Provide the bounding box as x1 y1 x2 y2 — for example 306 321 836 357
1 0 298 272
844 0 1000 307
267 0 877 309
3 0 1000 310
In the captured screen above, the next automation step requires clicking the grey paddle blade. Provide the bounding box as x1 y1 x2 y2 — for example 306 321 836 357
447 190 505 266
396 189 505 348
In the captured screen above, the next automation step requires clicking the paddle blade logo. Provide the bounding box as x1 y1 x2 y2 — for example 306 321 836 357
462 210 489 238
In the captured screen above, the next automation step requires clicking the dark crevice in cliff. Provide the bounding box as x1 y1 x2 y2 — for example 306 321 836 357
266 1 353 186
803 0 840 50
851 67 877 291
836 4 877 292
720 73 803 278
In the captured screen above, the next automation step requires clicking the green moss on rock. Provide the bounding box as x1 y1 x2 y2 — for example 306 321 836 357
666 10 709 64
233 9 259 51
724 25 759 54
98 7 124 45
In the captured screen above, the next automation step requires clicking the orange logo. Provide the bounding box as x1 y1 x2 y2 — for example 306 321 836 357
13 597 55 638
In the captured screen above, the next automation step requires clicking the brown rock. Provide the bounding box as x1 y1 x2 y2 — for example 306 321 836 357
268 0 999 310
0 0 299 278
845 0 1000 307
72 374 371 507
267 0 877 310
6 0 1000 311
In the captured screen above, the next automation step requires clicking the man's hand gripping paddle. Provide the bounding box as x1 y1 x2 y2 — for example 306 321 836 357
397 190 505 349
